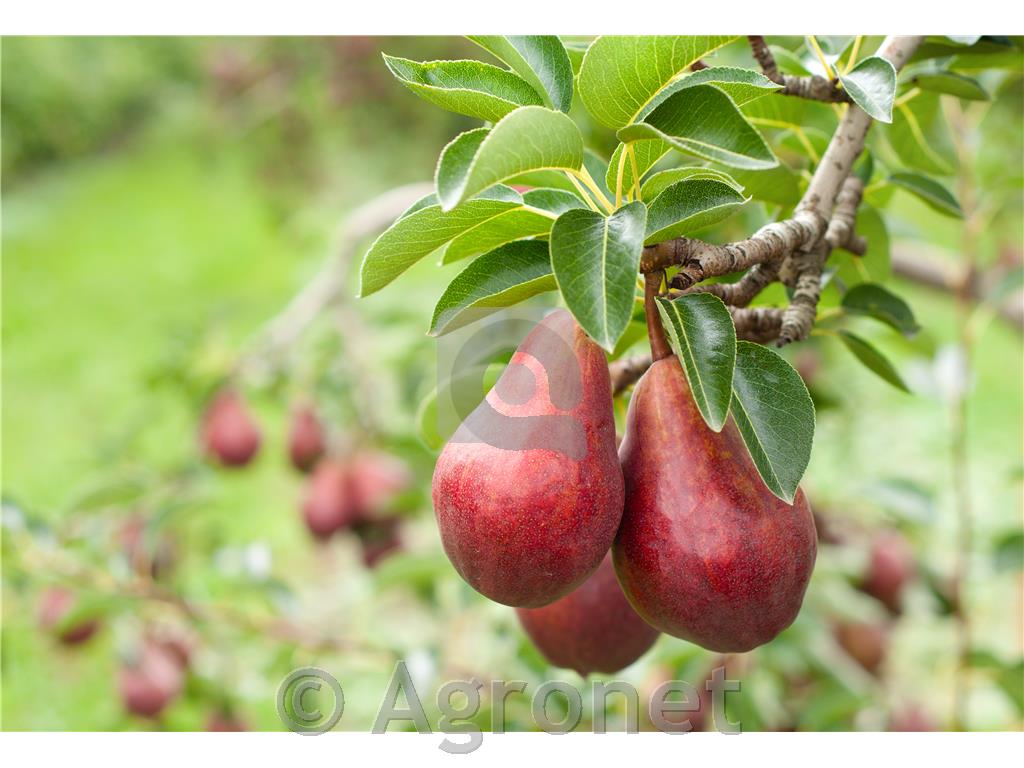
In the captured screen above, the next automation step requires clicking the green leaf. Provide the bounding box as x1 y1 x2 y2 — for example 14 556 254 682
382 55 543 122
618 85 777 170
468 36 574 112
644 178 747 245
640 167 744 199
771 45 812 76
358 195 521 296
730 341 815 503
606 139 672 198
841 283 920 336
440 209 552 265
578 35 736 129
550 202 647 351
439 188 585 264
430 241 556 336
639 67 782 120
523 188 590 217
656 294 736 431
888 172 964 218
911 70 989 101
435 106 584 211
837 330 910 392
398 191 439 219
882 92 956 175
838 56 897 122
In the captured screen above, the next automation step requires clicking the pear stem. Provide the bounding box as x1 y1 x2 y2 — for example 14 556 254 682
644 272 673 362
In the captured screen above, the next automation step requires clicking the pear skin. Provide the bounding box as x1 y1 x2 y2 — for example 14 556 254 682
432 310 624 608
614 356 817 652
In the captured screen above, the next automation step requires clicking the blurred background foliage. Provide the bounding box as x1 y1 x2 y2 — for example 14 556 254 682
1 36 1022 732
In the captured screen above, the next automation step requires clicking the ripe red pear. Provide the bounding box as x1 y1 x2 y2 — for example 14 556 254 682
614 357 817 653
301 458 357 539
516 553 659 676
118 641 185 718
860 531 914 615
201 389 261 467
348 450 412 520
38 587 99 646
834 620 888 675
288 403 326 472
432 309 624 608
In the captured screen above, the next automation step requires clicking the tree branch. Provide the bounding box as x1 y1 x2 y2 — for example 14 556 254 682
641 35 924 349
610 354 653 395
747 35 851 104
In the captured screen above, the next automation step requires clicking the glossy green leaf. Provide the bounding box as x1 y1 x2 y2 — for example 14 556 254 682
837 330 910 392
638 67 782 120
358 195 521 296
644 178 747 245
523 188 590 216
882 92 956 175
435 106 584 211
889 172 964 218
550 202 647 351
841 283 920 336
440 209 553 265
618 85 777 170
439 189 584 264
578 35 736 129
731 341 815 503
383 55 543 122
771 45 812 76
398 191 440 219
640 167 744 199
911 70 989 101
838 56 897 122
468 35 574 112
656 294 736 431
430 241 556 336
606 139 672 198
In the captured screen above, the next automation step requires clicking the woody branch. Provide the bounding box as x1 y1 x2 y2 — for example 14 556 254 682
611 35 924 391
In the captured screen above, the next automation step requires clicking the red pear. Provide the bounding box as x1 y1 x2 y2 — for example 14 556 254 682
348 450 412 520
834 620 888 675
614 357 817 653
201 389 261 467
860 531 914 614
432 310 624 608
288 403 326 472
118 641 185 718
38 587 99 646
517 553 658 676
301 459 357 539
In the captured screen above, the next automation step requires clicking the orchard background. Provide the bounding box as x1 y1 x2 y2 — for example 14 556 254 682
2 35 1023 732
